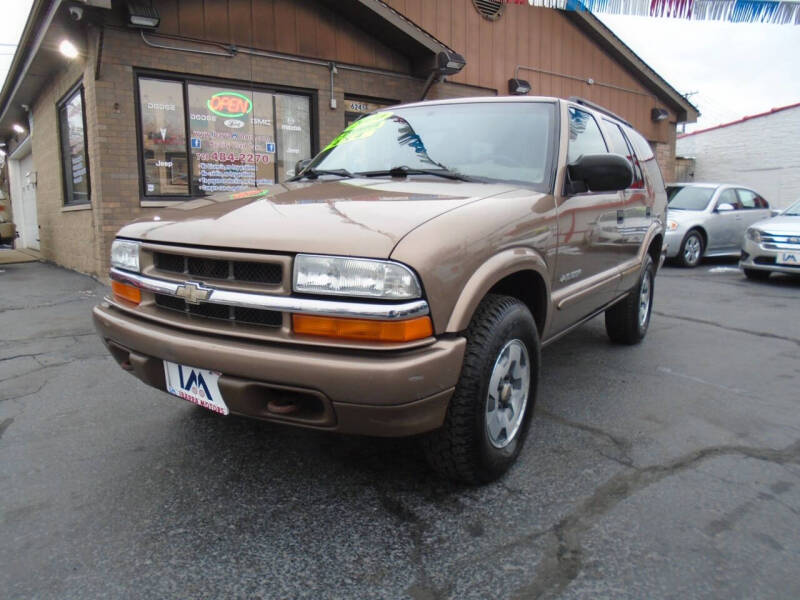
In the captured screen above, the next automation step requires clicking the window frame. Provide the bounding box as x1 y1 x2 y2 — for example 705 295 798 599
566 105 608 166
133 69 318 202
57 82 91 206
602 118 644 189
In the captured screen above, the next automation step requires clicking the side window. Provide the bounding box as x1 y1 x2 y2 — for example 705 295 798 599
718 189 741 210
737 189 766 209
623 127 655 161
567 107 607 164
603 120 643 188
623 125 664 192
58 85 91 205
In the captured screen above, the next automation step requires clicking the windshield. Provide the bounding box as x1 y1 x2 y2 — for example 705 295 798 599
668 186 715 210
307 102 556 189
783 199 800 216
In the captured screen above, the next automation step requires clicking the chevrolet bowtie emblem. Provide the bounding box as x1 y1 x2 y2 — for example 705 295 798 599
175 281 212 305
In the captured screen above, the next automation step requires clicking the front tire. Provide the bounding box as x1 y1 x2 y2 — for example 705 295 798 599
605 253 655 345
422 294 540 484
679 230 704 267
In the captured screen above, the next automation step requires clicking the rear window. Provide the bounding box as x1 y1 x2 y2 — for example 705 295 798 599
669 186 715 210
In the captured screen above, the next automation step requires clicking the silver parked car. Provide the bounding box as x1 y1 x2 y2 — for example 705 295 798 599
740 199 800 280
664 183 772 267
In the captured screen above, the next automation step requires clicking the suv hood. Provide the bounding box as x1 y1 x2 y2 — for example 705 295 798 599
120 179 516 258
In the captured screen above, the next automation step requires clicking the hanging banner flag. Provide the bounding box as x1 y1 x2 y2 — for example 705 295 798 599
503 0 800 24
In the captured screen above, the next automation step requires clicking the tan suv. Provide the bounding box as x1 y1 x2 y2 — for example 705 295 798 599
94 97 666 483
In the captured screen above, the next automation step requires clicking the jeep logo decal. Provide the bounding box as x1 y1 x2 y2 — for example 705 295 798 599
207 91 253 118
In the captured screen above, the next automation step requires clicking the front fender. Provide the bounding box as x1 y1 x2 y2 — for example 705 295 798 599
445 247 550 333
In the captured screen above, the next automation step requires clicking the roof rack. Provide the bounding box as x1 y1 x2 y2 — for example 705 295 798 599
567 97 632 128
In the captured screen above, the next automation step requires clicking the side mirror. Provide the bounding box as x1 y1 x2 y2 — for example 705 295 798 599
716 203 734 212
567 153 633 193
294 159 312 176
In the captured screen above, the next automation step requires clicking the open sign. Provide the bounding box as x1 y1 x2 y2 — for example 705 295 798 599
207 91 253 117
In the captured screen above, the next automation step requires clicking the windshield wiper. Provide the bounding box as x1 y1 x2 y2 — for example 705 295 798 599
290 168 355 181
359 165 473 182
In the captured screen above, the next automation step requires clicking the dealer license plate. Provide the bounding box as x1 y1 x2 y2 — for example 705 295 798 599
164 361 228 415
777 251 800 266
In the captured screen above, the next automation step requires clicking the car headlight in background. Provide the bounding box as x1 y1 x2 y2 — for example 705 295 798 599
293 254 422 299
110 239 140 272
746 228 762 243
666 220 679 231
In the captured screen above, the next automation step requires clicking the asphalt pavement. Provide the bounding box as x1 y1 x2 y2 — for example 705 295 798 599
1 260 799 599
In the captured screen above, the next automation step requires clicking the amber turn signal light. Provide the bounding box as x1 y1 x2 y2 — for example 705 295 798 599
292 314 433 342
111 280 142 305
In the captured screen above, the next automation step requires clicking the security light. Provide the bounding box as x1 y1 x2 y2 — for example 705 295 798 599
436 51 466 76
59 39 79 59
651 108 669 122
126 1 160 29
508 78 531 95
12 124 25 134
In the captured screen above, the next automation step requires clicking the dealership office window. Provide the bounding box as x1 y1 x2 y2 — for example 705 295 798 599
139 78 189 196
58 86 91 205
137 76 311 198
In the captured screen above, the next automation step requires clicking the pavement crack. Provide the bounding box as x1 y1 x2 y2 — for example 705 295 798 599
377 492 451 600
0 352 45 363
512 439 800 599
1 381 47 404
0 417 14 441
0 296 92 314
3 331 95 344
539 410 634 467
653 310 800 346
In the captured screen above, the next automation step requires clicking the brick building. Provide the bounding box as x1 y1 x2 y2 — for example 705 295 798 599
676 103 800 210
0 0 697 278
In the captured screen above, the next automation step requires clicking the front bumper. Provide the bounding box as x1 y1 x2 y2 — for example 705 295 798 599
740 237 800 275
664 228 685 258
93 302 466 437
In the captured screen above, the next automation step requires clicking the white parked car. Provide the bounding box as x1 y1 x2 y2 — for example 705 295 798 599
664 183 772 267
740 199 800 280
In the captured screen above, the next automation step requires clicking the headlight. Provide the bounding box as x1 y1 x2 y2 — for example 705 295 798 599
293 254 422 299
110 239 140 272
666 220 679 231
746 228 762 243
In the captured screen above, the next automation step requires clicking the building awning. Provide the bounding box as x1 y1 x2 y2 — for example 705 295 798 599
315 0 462 76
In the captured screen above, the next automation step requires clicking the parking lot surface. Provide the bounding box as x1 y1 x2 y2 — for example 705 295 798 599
1 260 799 599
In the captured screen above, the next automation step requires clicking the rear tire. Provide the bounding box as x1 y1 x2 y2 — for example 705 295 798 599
743 267 771 281
605 254 655 345
422 294 539 484
679 230 704 268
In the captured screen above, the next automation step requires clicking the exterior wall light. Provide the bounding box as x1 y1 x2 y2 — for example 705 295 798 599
508 78 531 95
59 39 79 59
126 1 161 29
651 108 670 122
12 124 25 134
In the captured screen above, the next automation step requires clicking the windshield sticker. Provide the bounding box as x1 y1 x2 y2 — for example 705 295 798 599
227 189 271 201
324 112 393 151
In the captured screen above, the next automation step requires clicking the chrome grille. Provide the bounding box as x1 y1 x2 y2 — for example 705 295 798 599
760 232 800 251
153 251 282 285
154 293 282 327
